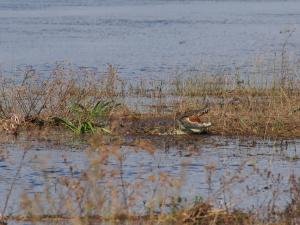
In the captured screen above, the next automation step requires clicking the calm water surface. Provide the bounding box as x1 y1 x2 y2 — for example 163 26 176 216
0 136 299 219
0 0 300 78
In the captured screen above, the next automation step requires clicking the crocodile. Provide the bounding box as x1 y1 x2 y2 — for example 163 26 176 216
176 108 212 134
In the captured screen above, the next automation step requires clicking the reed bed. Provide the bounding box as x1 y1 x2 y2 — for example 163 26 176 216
0 61 299 138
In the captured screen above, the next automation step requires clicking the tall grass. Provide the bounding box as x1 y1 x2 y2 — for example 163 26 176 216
0 54 299 138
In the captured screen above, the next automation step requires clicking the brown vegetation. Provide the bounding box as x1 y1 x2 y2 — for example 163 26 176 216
0 63 299 139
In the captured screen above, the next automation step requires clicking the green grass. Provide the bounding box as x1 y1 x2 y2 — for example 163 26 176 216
53 100 115 134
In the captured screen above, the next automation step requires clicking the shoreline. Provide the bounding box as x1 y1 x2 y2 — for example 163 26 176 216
0 65 299 139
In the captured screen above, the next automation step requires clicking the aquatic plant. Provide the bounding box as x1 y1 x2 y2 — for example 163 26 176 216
53 100 116 134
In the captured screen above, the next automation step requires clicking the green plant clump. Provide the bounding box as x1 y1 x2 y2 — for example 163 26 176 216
53 100 115 135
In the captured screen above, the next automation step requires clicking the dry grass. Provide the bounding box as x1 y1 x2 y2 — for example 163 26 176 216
0 62 299 138
199 92 300 138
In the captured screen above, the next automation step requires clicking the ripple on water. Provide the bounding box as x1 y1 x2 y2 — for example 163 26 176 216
0 1 300 79
0 136 299 217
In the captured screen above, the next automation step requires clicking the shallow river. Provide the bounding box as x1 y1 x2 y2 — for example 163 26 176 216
0 0 300 78
0 135 299 224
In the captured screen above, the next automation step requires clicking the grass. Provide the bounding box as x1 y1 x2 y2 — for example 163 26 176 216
53 100 115 134
0 55 299 139
0 44 300 139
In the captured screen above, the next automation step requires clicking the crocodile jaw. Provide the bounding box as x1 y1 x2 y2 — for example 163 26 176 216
184 118 212 128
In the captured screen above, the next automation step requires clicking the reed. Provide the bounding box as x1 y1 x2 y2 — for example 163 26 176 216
0 58 298 138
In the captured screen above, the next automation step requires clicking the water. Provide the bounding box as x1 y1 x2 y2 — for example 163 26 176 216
1 135 299 219
0 0 300 79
